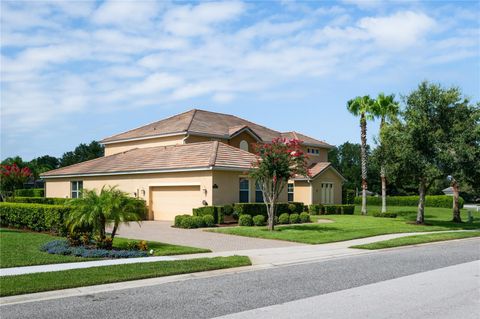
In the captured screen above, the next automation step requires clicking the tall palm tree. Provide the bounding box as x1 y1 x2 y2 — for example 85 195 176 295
66 186 145 245
373 93 399 213
347 95 375 215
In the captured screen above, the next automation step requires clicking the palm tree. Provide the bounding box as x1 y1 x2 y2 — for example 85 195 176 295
347 95 375 215
66 186 145 246
372 93 399 213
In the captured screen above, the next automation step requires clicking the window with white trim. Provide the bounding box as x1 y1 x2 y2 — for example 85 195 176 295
320 182 334 204
255 181 263 203
239 178 249 203
71 181 83 198
287 183 294 202
307 148 320 155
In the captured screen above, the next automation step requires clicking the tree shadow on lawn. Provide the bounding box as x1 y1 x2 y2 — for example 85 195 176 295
409 219 480 230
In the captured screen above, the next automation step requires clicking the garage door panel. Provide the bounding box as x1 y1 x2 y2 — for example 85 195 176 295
151 186 201 221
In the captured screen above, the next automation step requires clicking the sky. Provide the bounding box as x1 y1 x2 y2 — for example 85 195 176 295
1 0 479 161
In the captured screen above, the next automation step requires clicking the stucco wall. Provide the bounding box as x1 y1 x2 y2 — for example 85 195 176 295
104 135 186 156
302 146 329 165
292 180 312 204
311 168 343 204
228 131 258 153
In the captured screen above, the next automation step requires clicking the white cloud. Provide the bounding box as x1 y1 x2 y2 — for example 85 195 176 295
92 0 160 26
129 73 184 95
358 11 436 50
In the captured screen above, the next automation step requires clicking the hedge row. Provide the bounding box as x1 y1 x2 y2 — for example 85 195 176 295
0 202 69 234
5 196 69 205
308 204 355 215
353 195 463 209
13 188 45 197
174 214 215 229
232 202 304 218
193 206 225 224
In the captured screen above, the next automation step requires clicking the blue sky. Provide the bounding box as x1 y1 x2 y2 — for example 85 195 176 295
1 0 479 160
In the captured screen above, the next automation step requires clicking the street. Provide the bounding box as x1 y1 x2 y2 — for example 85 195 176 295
1 239 479 319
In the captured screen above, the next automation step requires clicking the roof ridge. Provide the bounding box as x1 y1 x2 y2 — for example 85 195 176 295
186 109 197 132
209 141 220 166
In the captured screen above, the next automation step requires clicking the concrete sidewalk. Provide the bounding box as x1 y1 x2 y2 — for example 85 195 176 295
2 230 475 277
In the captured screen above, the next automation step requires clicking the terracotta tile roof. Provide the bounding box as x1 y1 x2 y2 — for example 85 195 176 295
101 109 331 148
293 162 346 181
41 141 255 178
280 132 333 148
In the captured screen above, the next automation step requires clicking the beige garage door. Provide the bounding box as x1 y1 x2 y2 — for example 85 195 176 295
150 186 201 221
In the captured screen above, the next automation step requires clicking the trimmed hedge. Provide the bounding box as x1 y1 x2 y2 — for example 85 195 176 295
300 212 311 223
252 215 266 226
289 213 300 224
278 213 290 224
233 202 304 218
373 212 397 218
308 204 355 215
14 188 44 197
192 206 224 224
353 195 463 209
0 202 69 234
5 197 69 205
238 215 253 226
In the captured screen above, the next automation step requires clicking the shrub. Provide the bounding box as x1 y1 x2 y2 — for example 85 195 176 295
202 215 215 227
14 188 44 197
289 213 300 224
191 216 205 228
5 197 69 205
238 214 253 226
278 213 290 224
324 205 339 215
288 204 297 213
310 204 354 215
179 216 197 229
341 205 355 215
373 212 398 218
223 204 234 216
308 204 322 215
40 240 148 258
0 202 69 234
138 240 148 251
193 206 224 224
174 214 190 227
252 215 266 226
233 202 304 218
300 212 311 223
353 195 463 209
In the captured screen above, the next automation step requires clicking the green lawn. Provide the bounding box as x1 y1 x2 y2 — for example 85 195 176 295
0 228 210 268
0 256 251 297
209 206 480 244
351 231 480 250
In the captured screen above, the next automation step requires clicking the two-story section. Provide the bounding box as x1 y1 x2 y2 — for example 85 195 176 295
42 109 345 221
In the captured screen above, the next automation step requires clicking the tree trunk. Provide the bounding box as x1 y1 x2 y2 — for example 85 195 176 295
381 166 387 213
110 223 118 240
360 114 368 215
267 202 275 231
451 179 462 223
417 180 426 224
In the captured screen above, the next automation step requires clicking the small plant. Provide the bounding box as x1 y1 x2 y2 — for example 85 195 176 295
126 240 138 250
67 232 82 247
253 215 266 226
137 240 148 251
373 212 397 218
299 212 311 223
95 237 113 250
202 215 215 227
238 215 253 226
192 216 205 228
278 213 290 224
174 215 189 227
180 216 196 229
40 240 148 258
288 204 297 213
289 213 300 224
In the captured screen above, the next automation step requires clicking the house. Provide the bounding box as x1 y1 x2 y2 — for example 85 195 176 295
41 109 345 220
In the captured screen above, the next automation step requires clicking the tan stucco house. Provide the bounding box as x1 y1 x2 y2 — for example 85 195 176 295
41 109 345 220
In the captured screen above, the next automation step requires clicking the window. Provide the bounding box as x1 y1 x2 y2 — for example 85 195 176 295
255 182 263 203
307 148 319 155
287 183 294 202
239 140 249 152
320 182 334 204
239 178 249 203
71 181 83 198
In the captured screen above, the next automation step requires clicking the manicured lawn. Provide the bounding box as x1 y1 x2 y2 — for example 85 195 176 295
0 256 251 297
351 231 480 250
0 228 210 268
209 206 480 244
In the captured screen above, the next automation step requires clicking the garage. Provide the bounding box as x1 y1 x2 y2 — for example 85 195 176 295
150 185 202 221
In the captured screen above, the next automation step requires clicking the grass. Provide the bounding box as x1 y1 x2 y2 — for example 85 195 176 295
0 228 210 268
209 206 480 244
0 256 251 297
351 231 480 250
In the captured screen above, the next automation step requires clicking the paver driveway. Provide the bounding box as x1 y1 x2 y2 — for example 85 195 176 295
112 221 300 252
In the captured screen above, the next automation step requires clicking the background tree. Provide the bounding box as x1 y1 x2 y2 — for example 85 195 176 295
60 141 104 167
382 81 474 224
250 138 308 231
347 95 375 215
372 93 399 213
28 155 60 180
0 164 32 197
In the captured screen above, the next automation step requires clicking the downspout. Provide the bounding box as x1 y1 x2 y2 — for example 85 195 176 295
182 133 190 144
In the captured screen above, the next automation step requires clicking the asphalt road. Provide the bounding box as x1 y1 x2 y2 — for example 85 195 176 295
2 239 479 319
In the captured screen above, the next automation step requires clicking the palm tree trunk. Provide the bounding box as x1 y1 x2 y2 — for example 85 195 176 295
381 166 387 213
417 179 426 224
111 223 118 240
360 113 368 215
451 178 462 223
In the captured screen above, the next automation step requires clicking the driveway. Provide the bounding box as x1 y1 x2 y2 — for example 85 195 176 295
112 221 300 252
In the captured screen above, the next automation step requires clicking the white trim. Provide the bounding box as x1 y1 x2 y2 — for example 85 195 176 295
101 132 186 145
149 182 201 187
229 127 262 142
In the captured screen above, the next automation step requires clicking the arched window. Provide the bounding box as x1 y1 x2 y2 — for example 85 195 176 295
239 140 249 152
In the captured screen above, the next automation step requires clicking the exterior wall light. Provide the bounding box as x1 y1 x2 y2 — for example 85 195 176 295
213 184 219 189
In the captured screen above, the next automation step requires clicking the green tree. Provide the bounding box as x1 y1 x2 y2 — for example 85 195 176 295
382 81 477 224
250 138 308 231
0 164 32 197
60 141 104 167
28 155 60 180
347 95 376 215
66 186 145 247
372 93 400 213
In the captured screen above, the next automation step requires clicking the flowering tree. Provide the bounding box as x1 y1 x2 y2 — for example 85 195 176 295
0 164 32 197
250 138 309 231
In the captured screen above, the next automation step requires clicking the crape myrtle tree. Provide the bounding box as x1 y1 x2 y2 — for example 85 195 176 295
382 81 478 224
0 163 32 198
347 95 376 215
250 138 309 231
